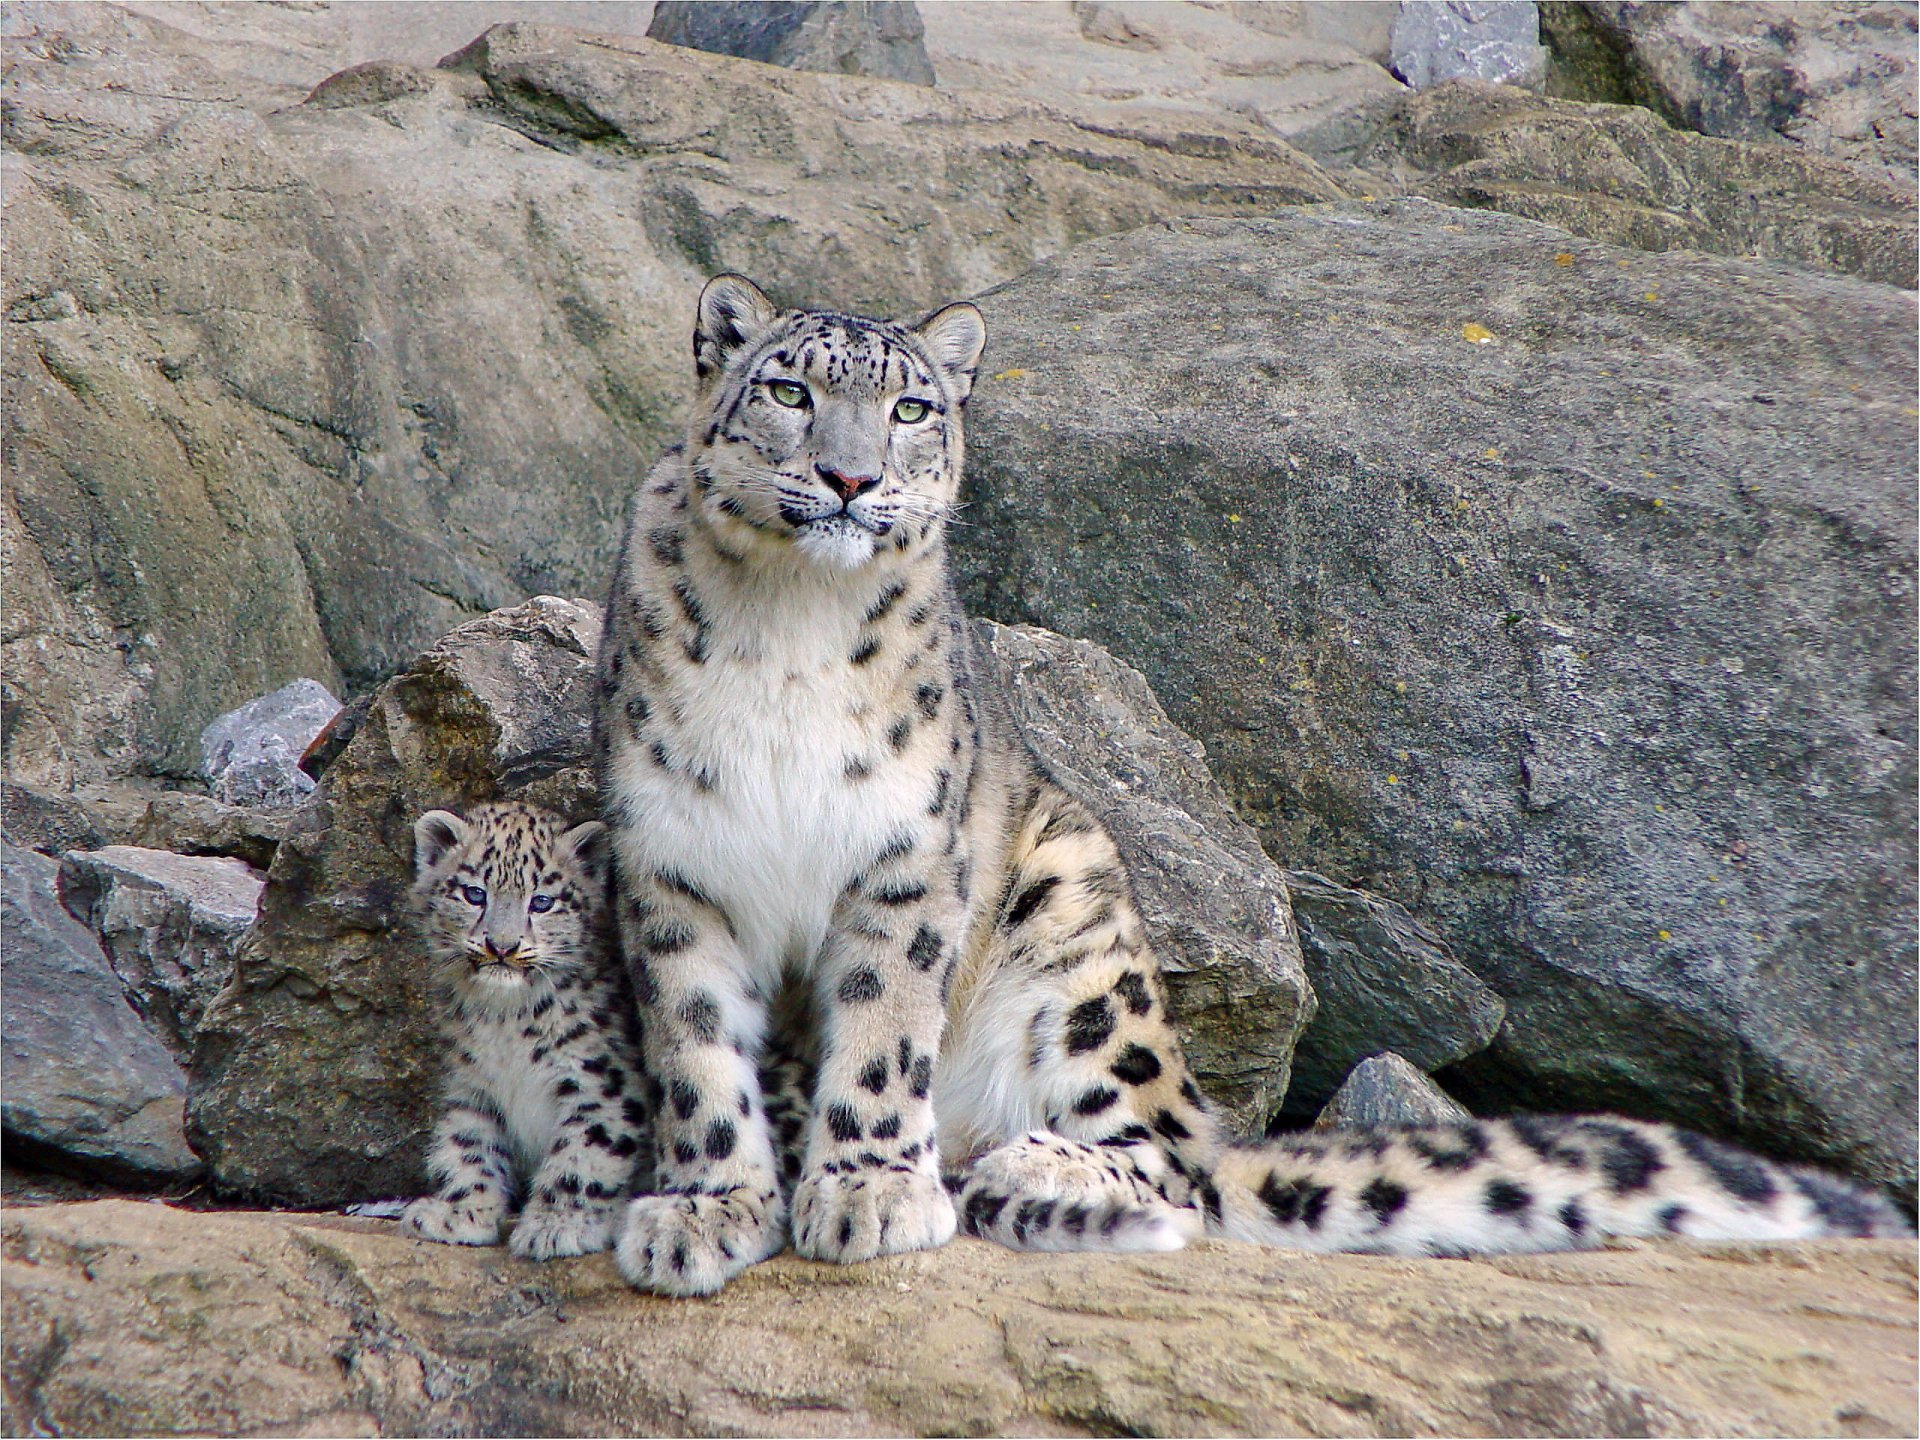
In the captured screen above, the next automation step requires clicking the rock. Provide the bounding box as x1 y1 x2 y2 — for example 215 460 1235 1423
199 679 342 810
0 781 103 855
5 1202 1916 1437
1281 870 1504 1117
56 846 264 1066
1389 0 1547 90
186 597 605 1205
129 791 312 871
955 201 1917 1198
975 622 1310 1129
647 1 936 85
1311 1052 1473 1129
1549 1 1920 183
1300 80 1917 288
0 847 200 1184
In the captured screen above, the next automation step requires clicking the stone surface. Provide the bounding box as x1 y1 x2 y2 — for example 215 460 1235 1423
128 790 313 871
1282 870 1504 1118
0 781 102 856
976 621 1310 1128
56 846 264 1066
4 1201 1916 1438
199 679 342 810
1312 1052 1474 1130
1390 0 1547 90
954 202 1917 1198
1302 79 1918 288
0 847 200 1184
648 0 935 85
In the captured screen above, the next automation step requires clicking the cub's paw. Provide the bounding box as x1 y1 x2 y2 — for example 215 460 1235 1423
614 1188 784 1296
509 1198 620 1260
791 1165 956 1265
400 1194 504 1247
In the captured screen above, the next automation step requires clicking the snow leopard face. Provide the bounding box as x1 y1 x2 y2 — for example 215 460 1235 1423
684 274 987 571
410 801 609 1005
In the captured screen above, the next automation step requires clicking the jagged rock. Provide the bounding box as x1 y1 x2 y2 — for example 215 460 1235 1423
1389 0 1547 90
1312 1052 1473 1130
955 200 1917 1197
199 679 341 810
976 622 1310 1128
128 791 312 871
4 1202 1916 1437
1281 870 1504 1118
647 1 936 85
0 781 103 855
56 846 264 1066
0 847 200 1183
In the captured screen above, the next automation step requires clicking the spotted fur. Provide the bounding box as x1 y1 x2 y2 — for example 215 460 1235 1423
596 278 1910 1295
402 801 653 1259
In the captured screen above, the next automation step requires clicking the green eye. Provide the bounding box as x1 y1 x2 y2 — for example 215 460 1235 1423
892 398 931 424
767 380 809 409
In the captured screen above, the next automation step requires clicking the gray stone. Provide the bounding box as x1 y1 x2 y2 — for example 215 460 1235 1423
1390 0 1547 90
976 622 1311 1129
199 679 342 810
0 781 104 856
1312 1052 1473 1130
57 846 264 1066
648 1 936 85
129 791 314 871
0 845 200 1183
954 201 1916 1198
1281 870 1504 1118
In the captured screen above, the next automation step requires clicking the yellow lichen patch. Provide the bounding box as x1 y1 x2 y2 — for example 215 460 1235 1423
1658 929 1672 941
1461 323 1495 345
1483 447 1500 461
1554 252 1575 267
991 368 1027 382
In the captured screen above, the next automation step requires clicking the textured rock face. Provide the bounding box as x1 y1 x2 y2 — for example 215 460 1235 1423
955 202 1917 1196
5 1202 1916 1437
1389 0 1547 90
0 847 200 1183
648 0 936 85
199 678 341 809
1312 1052 1474 1129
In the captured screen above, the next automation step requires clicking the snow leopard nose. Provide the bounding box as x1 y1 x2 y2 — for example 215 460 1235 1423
816 463 879 503
483 934 521 961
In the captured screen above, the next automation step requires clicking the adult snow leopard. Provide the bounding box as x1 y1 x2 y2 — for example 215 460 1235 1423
594 275 1908 1296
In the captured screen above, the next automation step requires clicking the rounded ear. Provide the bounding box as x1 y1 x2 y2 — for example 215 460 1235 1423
695 274 779 385
560 819 609 872
913 302 987 403
413 810 468 875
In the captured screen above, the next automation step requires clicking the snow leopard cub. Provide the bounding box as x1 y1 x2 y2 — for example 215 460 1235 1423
402 800 652 1259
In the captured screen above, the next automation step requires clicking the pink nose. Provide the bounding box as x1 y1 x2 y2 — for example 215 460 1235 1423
817 464 879 503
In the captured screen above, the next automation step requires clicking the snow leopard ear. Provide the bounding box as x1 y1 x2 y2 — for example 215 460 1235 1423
695 274 779 385
559 819 608 878
913 302 987 404
413 809 469 876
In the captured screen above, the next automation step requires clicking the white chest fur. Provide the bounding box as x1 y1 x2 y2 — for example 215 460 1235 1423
460 1009 564 1172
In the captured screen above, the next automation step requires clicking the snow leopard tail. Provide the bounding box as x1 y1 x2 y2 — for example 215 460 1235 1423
1205 1114 1913 1254
949 1131 1205 1253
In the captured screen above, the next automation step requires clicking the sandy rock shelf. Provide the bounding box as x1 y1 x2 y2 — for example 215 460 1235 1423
2 1200 1914 1437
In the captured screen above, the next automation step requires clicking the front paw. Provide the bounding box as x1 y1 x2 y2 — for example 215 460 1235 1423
509 1198 621 1260
614 1188 784 1296
791 1165 956 1265
401 1194 504 1246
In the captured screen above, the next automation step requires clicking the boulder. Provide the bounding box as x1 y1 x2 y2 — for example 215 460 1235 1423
1389 0 1547 90
56 846 264 1065
976 622 1310 1128
4 1201 1916 1437
0 846 200 1183
1281 870 1504 1117
199 678 342 810
128 790 313 871
647 1 936 85
0 781 103 856
954 201 1917 1197
1311 1052 1474 1130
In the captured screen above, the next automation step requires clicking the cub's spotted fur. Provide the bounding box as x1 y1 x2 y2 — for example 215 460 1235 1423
403 802 652 1259
594 276 1909 1295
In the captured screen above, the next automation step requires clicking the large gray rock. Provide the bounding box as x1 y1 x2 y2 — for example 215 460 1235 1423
129 790 314 871
1281 869 1504 1117
648 1 936 85
1312 1052 1474 1130
0 845 200 1183
56 845 264 1065
1389 0 1547 90
199 679 341 810
955 201 1917 1196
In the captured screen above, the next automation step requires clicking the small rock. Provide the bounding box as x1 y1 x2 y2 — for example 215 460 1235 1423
0 782 104 855
200 680 343 810
58 846 265 1066
1390 0 1547 89
1 845 201 1184
647 0 937 85
1312 1052 1472 1129
130 792 312 871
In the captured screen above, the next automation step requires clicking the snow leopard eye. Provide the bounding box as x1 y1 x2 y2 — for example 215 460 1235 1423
528 894 555 914
892 397 930 424
766 379 809 409
461 884 486 907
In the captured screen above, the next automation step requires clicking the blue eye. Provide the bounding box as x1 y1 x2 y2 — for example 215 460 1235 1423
461 884 487 907
529 894 555 914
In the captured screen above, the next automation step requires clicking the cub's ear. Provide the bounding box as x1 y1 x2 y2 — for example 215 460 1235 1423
913 302 987 403
559 819 609 876
695 274 779 386
413 810 469 876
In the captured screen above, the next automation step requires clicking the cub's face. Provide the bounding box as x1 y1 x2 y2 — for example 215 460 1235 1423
409 802 607 1004
687 275 988 571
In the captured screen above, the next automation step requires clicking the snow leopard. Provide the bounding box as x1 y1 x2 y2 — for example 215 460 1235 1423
593 275 1911 1295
